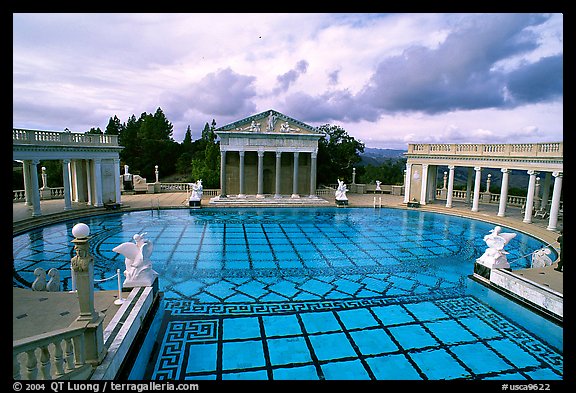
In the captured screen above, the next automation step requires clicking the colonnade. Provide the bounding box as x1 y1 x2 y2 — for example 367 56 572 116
219 149 318 199
403 162 563 231
20 158 122 217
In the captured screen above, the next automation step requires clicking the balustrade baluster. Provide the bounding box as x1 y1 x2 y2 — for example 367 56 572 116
39 345 51 379
64 338 75 371
53 339 65 377
25 349 38 380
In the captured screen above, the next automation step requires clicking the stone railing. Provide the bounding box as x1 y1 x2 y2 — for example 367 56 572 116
407 142 563 158
13 129 119 147
13 187 65 202
436 189 527 206
13 326 92 380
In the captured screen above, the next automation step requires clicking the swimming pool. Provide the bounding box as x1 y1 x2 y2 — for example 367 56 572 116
12 207 563 380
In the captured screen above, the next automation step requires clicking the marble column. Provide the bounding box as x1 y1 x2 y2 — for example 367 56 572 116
85 160 93 206
23 160 33 207
114 158 122 204
219 151 227 197
238 151 246 198
546 172 563 231
403 163 412 203
497 168 510 217
30 159 42 217
274 151 282 199
523 170 537 223
62 159 72 211
471 167 482 212
309 152 317 198
291 152 300 198
419 164 429 205
93 159 103 207
445 165 455 208
257 150 264 198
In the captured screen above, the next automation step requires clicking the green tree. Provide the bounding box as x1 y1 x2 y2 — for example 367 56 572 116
105 115 123 135
316 124 365 186
86 127 102 134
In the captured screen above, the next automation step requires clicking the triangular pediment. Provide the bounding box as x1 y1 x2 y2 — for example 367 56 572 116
216 110 321 135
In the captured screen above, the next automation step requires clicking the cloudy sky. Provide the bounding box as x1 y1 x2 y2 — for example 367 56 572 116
13 13 563 149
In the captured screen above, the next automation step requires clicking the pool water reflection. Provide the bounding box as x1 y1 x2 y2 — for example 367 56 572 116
12 207 563 380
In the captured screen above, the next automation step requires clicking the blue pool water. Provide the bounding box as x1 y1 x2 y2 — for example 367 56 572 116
12 207 562 380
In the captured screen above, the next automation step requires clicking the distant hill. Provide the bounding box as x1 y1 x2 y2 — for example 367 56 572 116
359 148 407 166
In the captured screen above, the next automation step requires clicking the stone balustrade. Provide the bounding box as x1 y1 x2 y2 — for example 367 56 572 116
13 326 92 380
13 129 119 147
407 142 563 158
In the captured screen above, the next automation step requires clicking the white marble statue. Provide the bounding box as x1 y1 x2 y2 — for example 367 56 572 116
32 267 47 291
335 179 349 201
113 232 158 288
46 268 61 292
375 180 382 191
531 247 554 268
476 226 517 269
189 179 203 201
267 111 277 131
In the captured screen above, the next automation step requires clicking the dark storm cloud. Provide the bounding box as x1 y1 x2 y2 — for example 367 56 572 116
273 60 309 94
505 55 563 103
165 68 258 120
283 13 560 124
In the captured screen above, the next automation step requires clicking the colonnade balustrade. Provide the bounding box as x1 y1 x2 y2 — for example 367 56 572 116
404 143 563 231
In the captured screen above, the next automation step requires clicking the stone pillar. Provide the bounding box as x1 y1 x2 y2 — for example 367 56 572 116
546 172 563 231
523 170 537 223
238 151 246 198
439 171 448 200
309 151 317 198
69 223 106 365
23 160 33 207
352 167 356 184
419 164 429 205
471 167 482 212
62 159 72 211
41 166 48 189
292 152 300 198
93 159 103 207
85 160 93 206
155 165 159 183
114 158 122 204
30 160 42 217
446 165 455 208
541 172 552 211
497 168 510 217
219 150 227 198
403 163 412 203
274 151 282 199
257 150 264 198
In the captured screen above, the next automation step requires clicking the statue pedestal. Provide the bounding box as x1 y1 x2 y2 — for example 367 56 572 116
335 199 348 207
474 257 511 282
189 198 201 208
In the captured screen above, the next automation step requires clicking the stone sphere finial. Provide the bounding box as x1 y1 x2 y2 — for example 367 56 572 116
72 223 90 239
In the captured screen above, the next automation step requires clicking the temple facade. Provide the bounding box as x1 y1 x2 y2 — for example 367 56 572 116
214 110 324 200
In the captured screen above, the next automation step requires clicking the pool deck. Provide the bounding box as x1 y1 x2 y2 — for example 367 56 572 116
12 192 563 378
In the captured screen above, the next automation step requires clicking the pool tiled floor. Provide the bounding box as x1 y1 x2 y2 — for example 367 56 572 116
12 208 563 380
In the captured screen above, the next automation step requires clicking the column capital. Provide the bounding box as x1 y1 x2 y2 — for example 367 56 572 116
239 150 245 157
527 170 536 176
311 151 317 159
500 168 510 173
474 166 482 172
552 171 563 178
448 165 455 170
293 151 300 157
31 159 40 165
62 158 71 164
276 151 282 159
257 150 265 157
